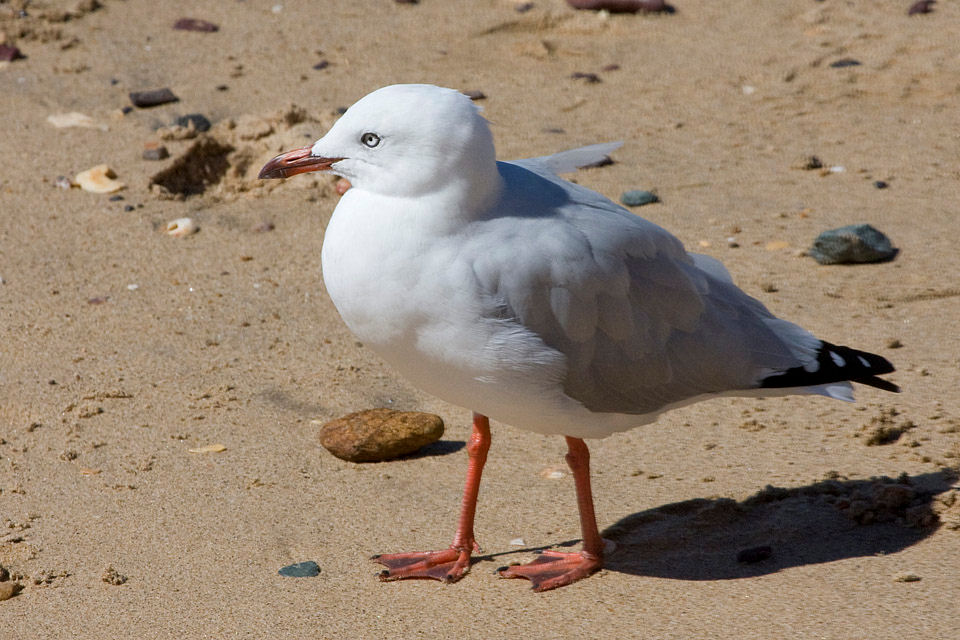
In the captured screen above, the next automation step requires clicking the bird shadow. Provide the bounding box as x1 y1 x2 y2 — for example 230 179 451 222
600 470 957 581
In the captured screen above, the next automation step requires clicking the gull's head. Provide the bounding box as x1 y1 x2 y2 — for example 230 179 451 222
259 84 497 198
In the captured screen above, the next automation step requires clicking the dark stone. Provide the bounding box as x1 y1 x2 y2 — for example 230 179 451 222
515 2 535 12
0 44 24 62
463 90 486 101
173 18 219 32
620 190 660 207
808 223 897 265
142 145 170 161
571 72 602 83
109 195 124 201
123 205 135 212
278 561 320 578
873 180 889 189
129 88 179 108
312 60 329 70
908 0 935 15
830 58 861 68
174 113 212 132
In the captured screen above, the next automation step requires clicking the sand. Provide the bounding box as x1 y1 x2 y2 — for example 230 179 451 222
2 0 959 637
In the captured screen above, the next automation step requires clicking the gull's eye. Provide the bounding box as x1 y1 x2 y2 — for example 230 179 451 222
360 132 381 148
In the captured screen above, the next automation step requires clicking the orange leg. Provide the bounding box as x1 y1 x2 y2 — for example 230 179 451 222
498 436 604 591
373 413 491 584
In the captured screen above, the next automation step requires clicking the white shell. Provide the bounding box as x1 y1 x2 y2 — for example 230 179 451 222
165 218 199 237
47 112 108 130
75 165 125 194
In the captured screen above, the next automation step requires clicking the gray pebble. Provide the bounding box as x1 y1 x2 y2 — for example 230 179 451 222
129 88 179 108
173 113 212 132
830 58 861 68
142 146 170 161
278 561 320 577
808 224 897 265
620 190 659 207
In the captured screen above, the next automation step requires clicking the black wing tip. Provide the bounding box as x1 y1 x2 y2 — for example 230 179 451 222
759 341 899 392
852 376 901 393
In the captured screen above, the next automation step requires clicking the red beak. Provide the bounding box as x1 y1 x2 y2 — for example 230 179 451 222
258 146 344 179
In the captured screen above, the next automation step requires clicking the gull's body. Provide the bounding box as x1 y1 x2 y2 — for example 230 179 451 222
260 84 897 590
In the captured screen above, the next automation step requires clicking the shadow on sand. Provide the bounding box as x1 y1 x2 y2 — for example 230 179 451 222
600 470 957 581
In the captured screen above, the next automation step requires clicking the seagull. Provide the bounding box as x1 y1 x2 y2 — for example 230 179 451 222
259 84 898 591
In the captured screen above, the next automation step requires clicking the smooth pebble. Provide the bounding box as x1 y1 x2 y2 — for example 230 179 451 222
620 190 659 207
808 224 897 265
319 408 444 462
278 561 320 578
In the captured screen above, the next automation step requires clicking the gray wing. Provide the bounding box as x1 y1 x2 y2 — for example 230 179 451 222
468 161 814 415
512 142 624 175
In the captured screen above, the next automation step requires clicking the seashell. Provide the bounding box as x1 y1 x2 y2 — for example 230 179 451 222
165 217 199 237
47 112 108 130
75 165 125 194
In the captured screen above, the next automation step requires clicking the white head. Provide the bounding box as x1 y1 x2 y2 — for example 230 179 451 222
260 84 499 200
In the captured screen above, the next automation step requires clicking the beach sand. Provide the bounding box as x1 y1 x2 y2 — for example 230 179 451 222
2 1 959 637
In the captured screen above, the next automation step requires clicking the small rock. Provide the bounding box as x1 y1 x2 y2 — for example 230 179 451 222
173 113 212 132
908 0 935 15
620 190 659 207
829 58 861 68
571 72 601 84
0 565 8 581
142 143 170 161
886 338 903 349
0 44 24 62
173 18 219 32
793 155 823 170
566 0 674 13
54 175 73 189
0 582 22 601
515 2 535 12
462 89 486 101
165 217 199 237
736 545 772 564
252 221 275 233
318 408 444 462
75 165 125 194
129 88 179 108
312 60 330 70
101 565 127 585
894 572 921 583
808 224 897 265
873 180 889 189
278 561 320 577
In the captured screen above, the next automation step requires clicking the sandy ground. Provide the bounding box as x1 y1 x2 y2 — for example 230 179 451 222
2 0 960 637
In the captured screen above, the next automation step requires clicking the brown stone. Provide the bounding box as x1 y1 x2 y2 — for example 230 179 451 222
0 582 22 601
318 408 443 462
